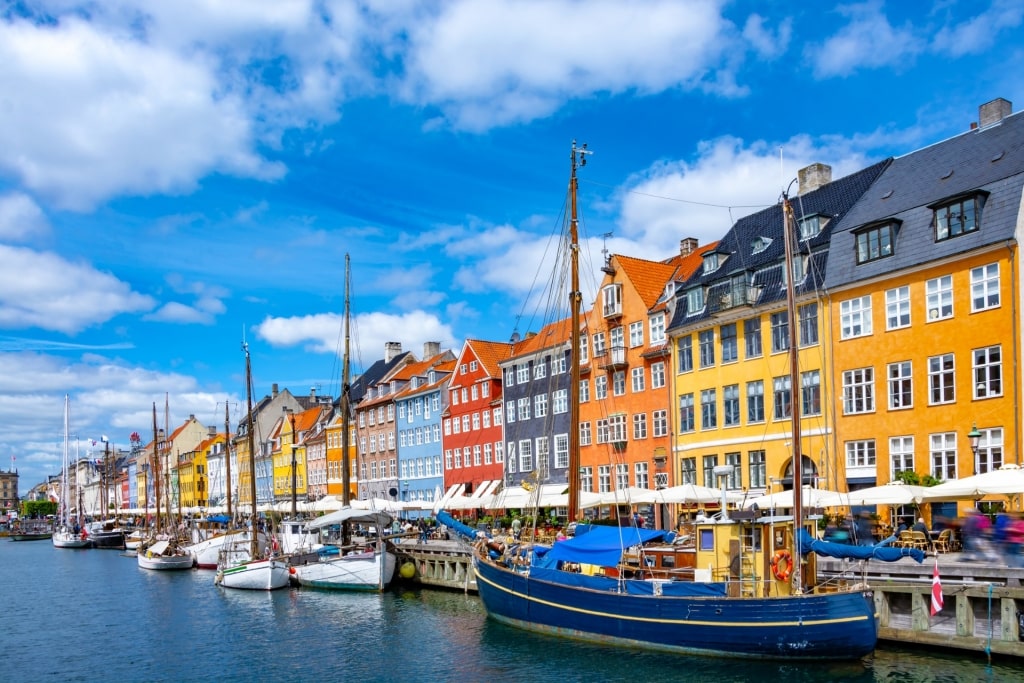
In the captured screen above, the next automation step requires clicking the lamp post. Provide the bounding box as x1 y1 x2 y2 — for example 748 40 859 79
284 407 298 518
402 481 409 520
967 423 981 466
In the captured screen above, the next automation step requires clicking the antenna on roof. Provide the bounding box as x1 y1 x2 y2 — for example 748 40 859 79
601 232 615 274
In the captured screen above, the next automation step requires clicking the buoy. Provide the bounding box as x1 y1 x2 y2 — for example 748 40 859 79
400 561 416 579
289 566 296 575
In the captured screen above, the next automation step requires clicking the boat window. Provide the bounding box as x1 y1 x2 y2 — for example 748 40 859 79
699 528 715 551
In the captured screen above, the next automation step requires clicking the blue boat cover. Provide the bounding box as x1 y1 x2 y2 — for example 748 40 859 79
529 566 728 596
798 528 924 563
533 525 665 569
206 514 230 524
436 510 484 541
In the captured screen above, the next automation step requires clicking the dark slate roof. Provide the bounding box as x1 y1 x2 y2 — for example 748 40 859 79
825 111 1024 288
349 351 415 404
668 159 891 331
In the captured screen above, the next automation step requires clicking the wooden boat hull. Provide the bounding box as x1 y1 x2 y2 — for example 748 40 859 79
292 550 397 591
473 554 877 660
216 558 291 590
137 548 195 571
10 532 53 541
89 530 127 550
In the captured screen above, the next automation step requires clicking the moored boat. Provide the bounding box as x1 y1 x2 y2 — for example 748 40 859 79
137 401 193 571
53 395 91 550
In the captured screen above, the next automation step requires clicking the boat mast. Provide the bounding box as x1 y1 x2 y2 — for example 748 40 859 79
224 401 233 519
152 402 160 535
567 141 589 521
244 342 259 559
62 394 69 527
781 192 803 590
341 253 352 507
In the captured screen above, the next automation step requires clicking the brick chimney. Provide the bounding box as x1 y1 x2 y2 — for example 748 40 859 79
679 237 699 256
979 98 1012 128
798 163 832 196
423 341 441 359
272 383 279 397
385 341 403 363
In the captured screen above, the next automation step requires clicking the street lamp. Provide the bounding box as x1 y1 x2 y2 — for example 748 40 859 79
967 423 981 459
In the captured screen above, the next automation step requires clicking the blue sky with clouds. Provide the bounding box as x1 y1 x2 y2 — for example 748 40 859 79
1 0 1022 495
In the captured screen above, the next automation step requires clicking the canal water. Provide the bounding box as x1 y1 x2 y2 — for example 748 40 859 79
4 540 1021 682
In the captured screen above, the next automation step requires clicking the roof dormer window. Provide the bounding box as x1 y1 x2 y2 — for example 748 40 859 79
752 236 772 254
932 192 985 241
854 221 898 264
702 251 720 273
685 287 705 315
798 214 827 240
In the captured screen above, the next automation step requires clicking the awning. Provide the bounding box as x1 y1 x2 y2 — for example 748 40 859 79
433 483 464 512
474 480 501 499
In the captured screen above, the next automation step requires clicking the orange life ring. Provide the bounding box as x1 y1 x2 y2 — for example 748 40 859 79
770 549 793 581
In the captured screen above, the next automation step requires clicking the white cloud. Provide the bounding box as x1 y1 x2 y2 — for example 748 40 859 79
0 17 284 210
0 193 48 241
254 309 458 361
400 0 740 130
805 2 924 78
930 0 1024 58
742 14 791 60
0 245 155 333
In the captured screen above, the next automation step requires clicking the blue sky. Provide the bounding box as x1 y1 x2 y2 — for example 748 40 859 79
2 0 1023 495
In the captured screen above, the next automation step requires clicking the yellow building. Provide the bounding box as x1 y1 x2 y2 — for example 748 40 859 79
667 161 889 500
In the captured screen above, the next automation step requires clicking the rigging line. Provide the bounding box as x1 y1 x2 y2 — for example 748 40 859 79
580 177 773 210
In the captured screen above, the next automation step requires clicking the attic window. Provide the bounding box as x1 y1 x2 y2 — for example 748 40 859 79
854 221 898 264
932 193 985 241
702 252 720 273
797 214 827 240
752 236 772 254
685 287 705 315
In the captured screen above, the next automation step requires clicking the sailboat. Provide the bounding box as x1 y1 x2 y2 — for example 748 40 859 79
292 254 398 592
214 342 290 590
138 402 194 570
52 395 90 549
472 142 923 660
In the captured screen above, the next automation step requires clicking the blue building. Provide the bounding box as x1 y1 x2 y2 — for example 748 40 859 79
395 356 454 518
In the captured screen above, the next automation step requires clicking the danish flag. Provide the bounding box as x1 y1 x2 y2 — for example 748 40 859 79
930 559 944 616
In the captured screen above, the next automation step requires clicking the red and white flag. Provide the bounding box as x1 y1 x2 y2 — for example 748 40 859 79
930 559 944 616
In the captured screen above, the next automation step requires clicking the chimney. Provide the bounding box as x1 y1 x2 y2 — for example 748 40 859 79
189 414 195 421
979 98 1012 128
798 163 832 195
208 427 216 438
385 341 403 363
272 383 279 397
423 341 441 359
679 237 699 256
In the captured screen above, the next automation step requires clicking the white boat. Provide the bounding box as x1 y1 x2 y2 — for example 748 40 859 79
137 539 195 570
188 529 267 569
53 395 90 550
214 343 290 591
291 507 396 591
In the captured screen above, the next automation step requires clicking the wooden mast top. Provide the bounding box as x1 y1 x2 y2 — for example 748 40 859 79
341 253 352 507
781 193 804 590
567 140 589 522
244 342 259 559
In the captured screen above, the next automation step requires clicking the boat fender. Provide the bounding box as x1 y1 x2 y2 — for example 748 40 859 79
770 549 793 582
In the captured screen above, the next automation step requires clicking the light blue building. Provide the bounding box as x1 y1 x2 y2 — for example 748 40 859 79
395 358 453 518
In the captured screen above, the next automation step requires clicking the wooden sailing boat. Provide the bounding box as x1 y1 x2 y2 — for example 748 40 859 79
138 402 193 570
471 142 919 659
52 394 90 549
292 254 397 591
214 342 290 590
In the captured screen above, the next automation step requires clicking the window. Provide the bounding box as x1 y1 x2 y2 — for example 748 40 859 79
840 296 872 339
925 275 953 321
518 439 533 473
580 466 593 492
516 364 529 384
699 329 715 368
651 362 665 389
679 393 695 432
677 336 693 372
772 376 791 420
700 389 717 429
597 465 611 493
855 222 895 263
504 444 514 473
534 393 548 418
552 389 567 414
579 379 589 404
930 432 957 480
517 397 530 421
885 286 910 330
482 411 491 428
629 321 644 347
495 441 504 463
746 380 764 423
887 361 913 410
609 414 627 443
610 327 624 360
744 318 762 358
934 195 980 241
480 383 489 399
970 263 1000 312
842 367 875 414
535 437 548 478
595 374 608 400
798 302 818 346
505 401 515 424
483 443 492 465
686 287 705 314
469 360 478 372
633 413 648 440
593 331 606 358
702 251 720 273
462 415 469 432
719 323 737 363
890 436 914 477
493 407 502 425
975 427 1003 474
580 335 589 364
680 457 697 485
505 369 514 386
973 345 1002 398
748 450 766 489
630 367 645 393
928 353 955 405
724 452 741 489
702 454 718 488
649 313 666 344
580 421 592 446
723 384 740 426
635 462 649 490
770 311 789 353
801 370 821 416
652 409 668 437
602 283 622 317
552 354 566 374
798 214 824 239
612 370 626 396
845 440 876 467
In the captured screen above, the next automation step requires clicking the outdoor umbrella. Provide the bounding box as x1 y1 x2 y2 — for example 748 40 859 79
921 464 1024 501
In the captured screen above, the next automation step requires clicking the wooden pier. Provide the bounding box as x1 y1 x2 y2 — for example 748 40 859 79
818 554 1024 659
393 538 477 592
